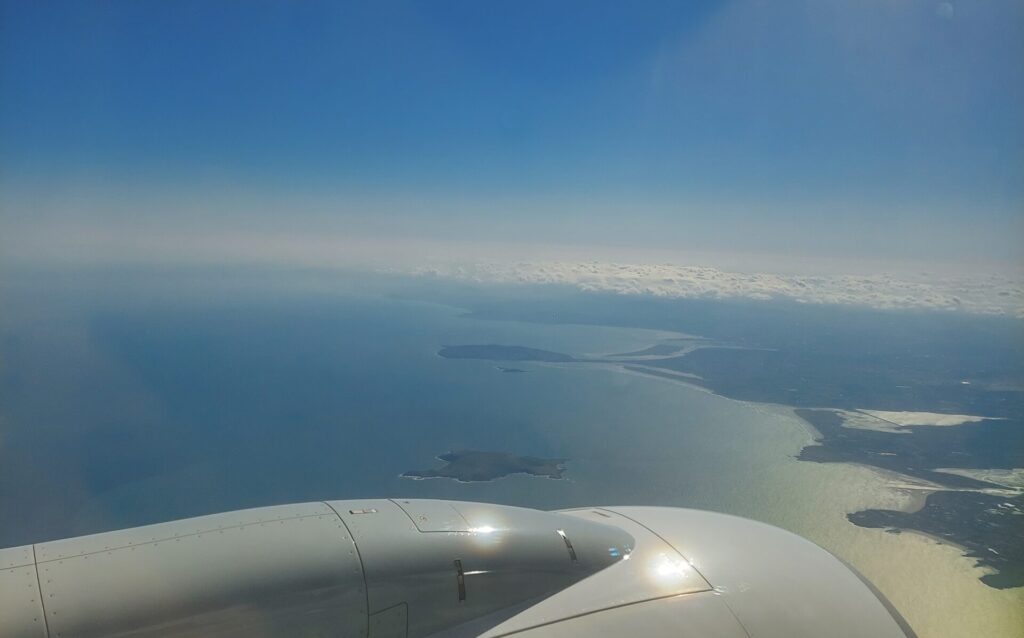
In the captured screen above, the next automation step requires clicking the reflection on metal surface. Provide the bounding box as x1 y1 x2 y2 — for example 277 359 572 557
556 529 578 563
651 552 692 581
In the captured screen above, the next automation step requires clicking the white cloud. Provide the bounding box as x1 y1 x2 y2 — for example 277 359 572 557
406 261 1024 317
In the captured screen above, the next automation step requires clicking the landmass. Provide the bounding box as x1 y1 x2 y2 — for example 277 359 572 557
849 491 1024 589
609 343 690 357
636 347 1021 418
795 408 1024 588
439 345 576 362
608 337 712 358
402 450 567 482
459 294 1022 417
622 365 701 382
794 409 1023 490
859 410 988 428
432 294 1024 589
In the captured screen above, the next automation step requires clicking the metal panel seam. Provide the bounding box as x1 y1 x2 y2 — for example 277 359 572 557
719 598 754 638
369 602 409 637
597 508 715 587
322 501 371 637
389 499 421 528
485 592 707 637
32 544 51 638
387 500 472 534
449 503 471 527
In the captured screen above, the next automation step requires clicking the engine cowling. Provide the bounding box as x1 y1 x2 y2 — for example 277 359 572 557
0 499 914 637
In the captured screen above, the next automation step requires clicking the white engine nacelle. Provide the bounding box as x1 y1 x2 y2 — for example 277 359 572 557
0 499 914 637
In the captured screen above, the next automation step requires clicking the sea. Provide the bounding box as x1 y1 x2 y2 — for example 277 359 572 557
1 267 1020 637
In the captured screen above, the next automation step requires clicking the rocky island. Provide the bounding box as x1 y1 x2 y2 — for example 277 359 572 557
402 450 567 482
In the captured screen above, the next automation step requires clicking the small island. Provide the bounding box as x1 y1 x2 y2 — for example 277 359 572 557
402 450 568 482
439 344 576 362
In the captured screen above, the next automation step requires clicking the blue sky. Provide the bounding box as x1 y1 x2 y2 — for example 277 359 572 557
1 1 1022 271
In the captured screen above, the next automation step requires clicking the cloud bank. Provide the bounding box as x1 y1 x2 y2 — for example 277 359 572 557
409 261 1024 317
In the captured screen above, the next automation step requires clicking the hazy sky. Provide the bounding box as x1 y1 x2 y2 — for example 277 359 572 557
2 1 1022 272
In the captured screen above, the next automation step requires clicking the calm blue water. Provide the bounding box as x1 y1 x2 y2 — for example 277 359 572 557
1 270 702 544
